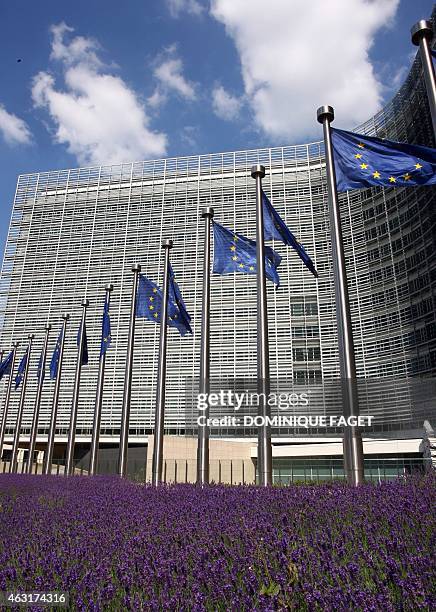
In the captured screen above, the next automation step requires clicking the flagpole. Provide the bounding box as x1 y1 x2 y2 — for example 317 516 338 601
44 314 69 475
26 324 51 474
251 164 272 487
0 343 18 464
151 239 173 486
10 335 34 473
65 299 89 476
89 283 113 476
411 20 436 141
197 207 214 485
118 264 141 477
317 105 364 486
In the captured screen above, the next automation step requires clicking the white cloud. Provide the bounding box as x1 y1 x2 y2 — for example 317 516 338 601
50 22 102 67
212 84 242 120
166 0 204 18
148 46 198 111
147 87 167 109
180 125 198 148
154 51 197 101
0 104 32 145
210 0 400 142
32 23 167 166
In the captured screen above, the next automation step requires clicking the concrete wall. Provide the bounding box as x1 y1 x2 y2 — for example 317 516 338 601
145 436 256 484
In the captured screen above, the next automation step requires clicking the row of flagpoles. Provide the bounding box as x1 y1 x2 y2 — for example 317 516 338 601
0 168 319 481
0 164 317 479
0 18 434 485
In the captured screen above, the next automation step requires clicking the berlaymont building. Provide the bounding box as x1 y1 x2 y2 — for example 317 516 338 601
0 26 435 482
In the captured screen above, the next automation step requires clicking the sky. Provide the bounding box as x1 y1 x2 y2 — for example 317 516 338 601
0 0 433 257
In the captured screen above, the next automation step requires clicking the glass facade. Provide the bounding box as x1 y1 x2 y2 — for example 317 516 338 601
0 41 434 444
272 455 426 484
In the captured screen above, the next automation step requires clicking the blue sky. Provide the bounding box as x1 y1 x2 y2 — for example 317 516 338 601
0 0 433 256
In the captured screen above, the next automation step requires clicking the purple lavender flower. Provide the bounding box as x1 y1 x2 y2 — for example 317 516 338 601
0 473 434 610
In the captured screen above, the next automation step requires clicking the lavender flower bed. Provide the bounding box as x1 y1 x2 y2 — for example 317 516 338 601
0 474 435 611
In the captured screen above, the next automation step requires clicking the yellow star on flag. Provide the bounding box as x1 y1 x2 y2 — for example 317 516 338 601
415 162 422 169
357 142 365 148
373 171 381 179
238 263 244 269
149 305 154 310
355 153 362 159
232 255 238 261
389 176 396 183
360 163 368 170
404 173 411 181
230 245 236 252
153 288 158 293
153 312 158 318
249 266 254 271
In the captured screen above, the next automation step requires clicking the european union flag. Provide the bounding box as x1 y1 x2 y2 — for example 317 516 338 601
36 352 44 382
213 222 281 287
331 127 436 192
0 350 13 380
100 299 112 356
50 328 63 380
77 322 89 365
169 265 192 336
262 192 318 277
15 349 28 390
136 273 188 335
137 274 163 322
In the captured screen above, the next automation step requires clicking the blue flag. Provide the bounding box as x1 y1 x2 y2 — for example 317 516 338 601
137 274 163 322
50 328 63 380
100 298 112 356
0 351 13 380
168 265 192 336
15 349 28 390
331 127 436 192
262 192 318 277
136 273 188 335
36 352 44 382
213 221 281 287
77 322 89 365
